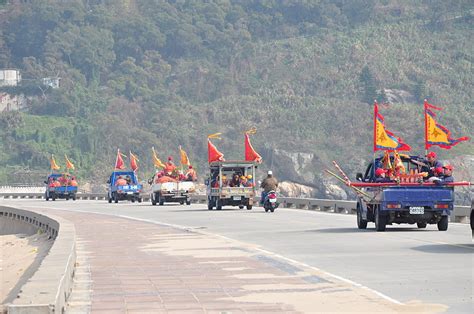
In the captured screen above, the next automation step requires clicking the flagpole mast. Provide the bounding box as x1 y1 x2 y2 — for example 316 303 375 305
114 148 119 171
373 100 377 172
423 99 428 156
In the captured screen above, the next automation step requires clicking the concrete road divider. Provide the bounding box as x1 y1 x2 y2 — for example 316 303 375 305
0 206 76 314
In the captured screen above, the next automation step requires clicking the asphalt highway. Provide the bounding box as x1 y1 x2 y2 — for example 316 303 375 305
3 199 473 313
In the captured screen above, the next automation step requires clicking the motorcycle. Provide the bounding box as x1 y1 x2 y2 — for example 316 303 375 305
263 190 279 212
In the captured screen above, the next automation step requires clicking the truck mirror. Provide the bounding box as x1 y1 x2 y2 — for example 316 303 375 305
356 173 363 182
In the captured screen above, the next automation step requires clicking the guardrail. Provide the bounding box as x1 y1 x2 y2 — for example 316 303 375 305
0 206 76 314
0 192 470 223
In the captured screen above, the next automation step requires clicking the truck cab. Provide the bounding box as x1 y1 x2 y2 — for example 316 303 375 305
356 155 454 232
206 161 257 210
107 171 142 203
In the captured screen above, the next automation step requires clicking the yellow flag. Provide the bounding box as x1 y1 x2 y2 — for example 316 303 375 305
152 147 165 169
179 146 190 166
50 155 60 170
245 127 257 135
65 155 75 170
208 132 222 139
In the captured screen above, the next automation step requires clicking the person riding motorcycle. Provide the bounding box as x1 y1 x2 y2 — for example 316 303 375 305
260 170 278 205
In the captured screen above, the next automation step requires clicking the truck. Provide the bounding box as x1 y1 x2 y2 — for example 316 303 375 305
353 155 456 232
44 173 78 201
206 161 257 210
149 179 195 206
107 171 142 203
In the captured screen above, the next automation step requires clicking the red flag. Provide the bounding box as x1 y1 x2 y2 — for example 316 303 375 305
424 100 469 149
208 139 224 163
130 151 139 172
374 102 411 151
244 133 262 163
115 149 126 170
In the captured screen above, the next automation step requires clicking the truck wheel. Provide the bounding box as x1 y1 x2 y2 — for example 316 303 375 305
246 205 252 210
131 198 135 203
180 200 184 205
239 205 244 209
375 208 386 232
52 194 56 201
186 200 191 206
45 193 49 201
417 222 427 229
137 197 142 203
207 198 213 210
158 194 164 206
357 207 368 229
114 193 119 203
108 194 112 203
216 199 223 210
72 194 76 201
151 193 157 205
437 216 448 231
66 196 70 201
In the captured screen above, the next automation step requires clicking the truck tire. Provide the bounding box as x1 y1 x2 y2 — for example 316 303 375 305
357 208 368 229
72 194 76 201
417 222 427 229
216 199 223 210
137 197 142 203
151 193 157 205
45 192 49 201
180 200 184 205
375 208 386 232
66 195 69 201
239 205 244 209
52 194 56 201
246 205 252 210
114 192 119 203
437 216 448 231
158 194 164 206
186 200 191 206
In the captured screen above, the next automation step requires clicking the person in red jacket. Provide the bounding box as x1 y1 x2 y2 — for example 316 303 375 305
164 156 177 176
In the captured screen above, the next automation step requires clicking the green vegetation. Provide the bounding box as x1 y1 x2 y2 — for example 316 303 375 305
0 0 472 185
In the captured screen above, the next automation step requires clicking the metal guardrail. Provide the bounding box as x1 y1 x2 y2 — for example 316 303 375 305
0 192 470 223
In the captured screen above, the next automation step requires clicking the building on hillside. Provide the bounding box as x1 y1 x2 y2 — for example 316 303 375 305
0 69 21 86
0 92 26 111
43 77 60 89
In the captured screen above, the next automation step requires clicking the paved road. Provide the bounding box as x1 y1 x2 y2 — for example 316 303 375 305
4 199 473 313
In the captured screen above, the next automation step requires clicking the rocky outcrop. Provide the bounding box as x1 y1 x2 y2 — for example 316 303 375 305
278 181 315 198
383 88 416 104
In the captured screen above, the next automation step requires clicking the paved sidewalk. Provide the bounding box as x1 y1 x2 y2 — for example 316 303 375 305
40 209 446 313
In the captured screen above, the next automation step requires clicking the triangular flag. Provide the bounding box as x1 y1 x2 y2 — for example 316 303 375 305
244 130 262 163
424 100 469 149
208 134 224 163
50 154 60 170
374 102 411 151
115 149 126 170
65 155 75 170
152 147 165 169
130 151 139 172
179 146 190 166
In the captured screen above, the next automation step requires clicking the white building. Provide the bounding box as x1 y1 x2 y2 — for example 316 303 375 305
43 77 60 89
0 69 21 87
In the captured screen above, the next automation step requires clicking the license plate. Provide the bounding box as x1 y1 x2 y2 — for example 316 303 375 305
233 196 241 201
269 198 277 203
409 207 424 214
127 192 133 195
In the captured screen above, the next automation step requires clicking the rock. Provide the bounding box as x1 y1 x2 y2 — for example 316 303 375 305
383 88 416 104
278 181 315 198
324 182 348 200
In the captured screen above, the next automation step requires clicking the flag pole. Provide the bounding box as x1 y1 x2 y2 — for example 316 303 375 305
423 99 428 156
373 100 377 173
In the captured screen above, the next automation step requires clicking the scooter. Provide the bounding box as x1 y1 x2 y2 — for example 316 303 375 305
263 190 279 212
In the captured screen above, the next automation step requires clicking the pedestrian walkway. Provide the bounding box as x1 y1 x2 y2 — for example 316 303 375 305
39 209 445 313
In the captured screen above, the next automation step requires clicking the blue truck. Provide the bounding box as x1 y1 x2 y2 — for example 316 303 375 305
44 173 78 201
355 155 454 232
107 171 142 203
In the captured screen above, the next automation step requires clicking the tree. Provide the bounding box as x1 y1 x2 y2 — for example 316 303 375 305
359 66 378 104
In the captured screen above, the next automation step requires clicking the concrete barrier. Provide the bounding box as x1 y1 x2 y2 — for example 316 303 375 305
0 206 76 314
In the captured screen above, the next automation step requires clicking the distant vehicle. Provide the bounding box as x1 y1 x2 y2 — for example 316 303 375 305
355 155 454 232
263 190 279 212
206 161 257 210
107 171 142 203
44 173 77 201
149 175 195 206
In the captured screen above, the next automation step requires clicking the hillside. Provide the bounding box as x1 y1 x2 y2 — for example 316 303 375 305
0 0 472 197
